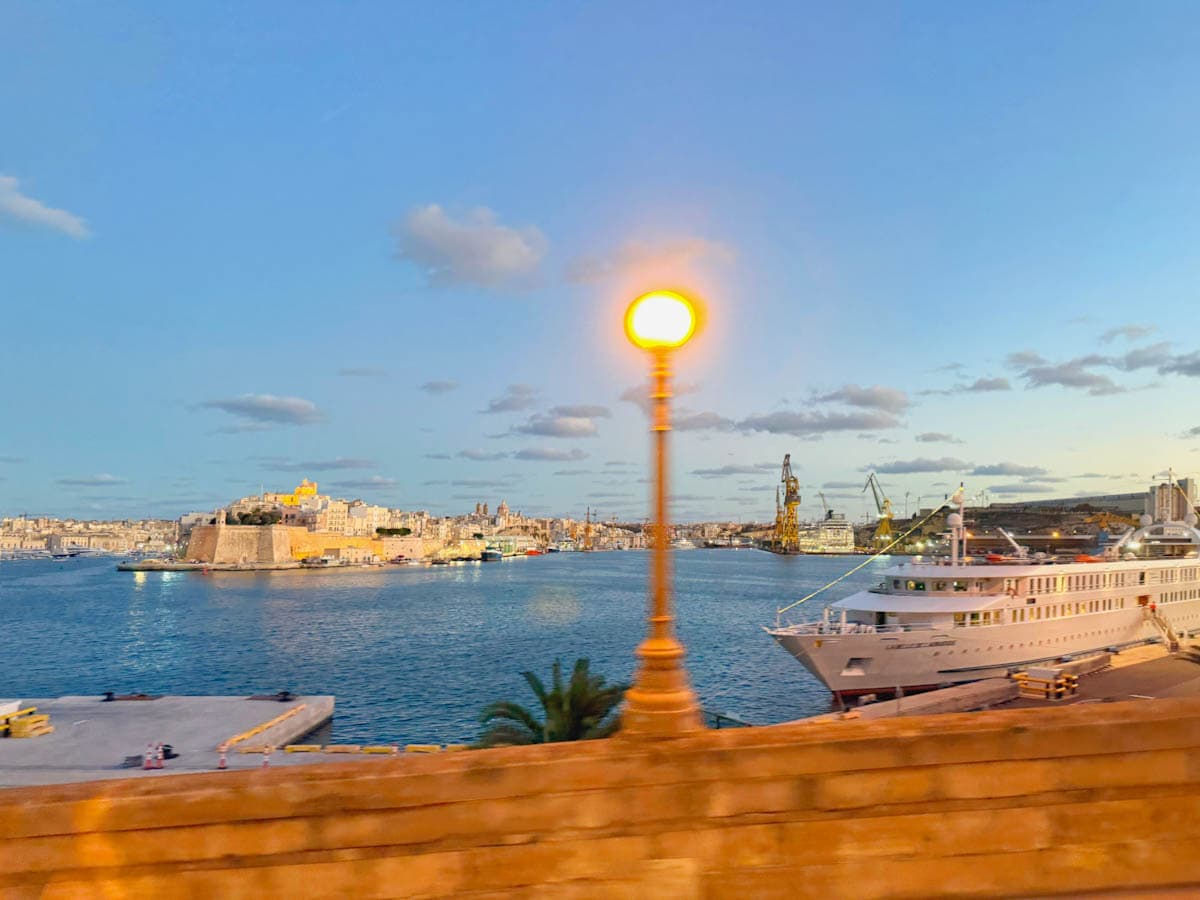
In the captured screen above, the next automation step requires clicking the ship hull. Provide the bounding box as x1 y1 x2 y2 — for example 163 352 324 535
770 601 1200 697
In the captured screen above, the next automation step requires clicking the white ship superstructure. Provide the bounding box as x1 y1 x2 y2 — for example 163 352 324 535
797 510 855 554
768 494 1200 698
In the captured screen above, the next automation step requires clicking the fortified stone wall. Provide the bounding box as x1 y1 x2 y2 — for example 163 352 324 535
2 696 1199 897
182 524 219 562
183 525 293 565
255 525 292 564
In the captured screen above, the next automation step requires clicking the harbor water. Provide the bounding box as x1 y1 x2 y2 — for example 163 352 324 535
0 552 892 744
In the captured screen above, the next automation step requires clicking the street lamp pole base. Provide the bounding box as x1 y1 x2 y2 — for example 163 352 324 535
621 635 704 738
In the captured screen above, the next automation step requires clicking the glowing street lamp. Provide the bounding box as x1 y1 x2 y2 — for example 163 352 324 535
621 290 704 738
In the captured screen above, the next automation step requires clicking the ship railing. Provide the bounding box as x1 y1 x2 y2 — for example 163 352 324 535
773 621 941 636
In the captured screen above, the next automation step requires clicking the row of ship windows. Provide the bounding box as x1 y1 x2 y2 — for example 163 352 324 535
1025 568 1200 593
946 590 1198 627
928 613 1199 654
896 569 1200 594
953 597 1128 626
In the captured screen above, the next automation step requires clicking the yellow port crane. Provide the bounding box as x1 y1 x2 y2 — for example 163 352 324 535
772 453 801 553
582 506 594 552
1084 512 1140 532
863 472 894 548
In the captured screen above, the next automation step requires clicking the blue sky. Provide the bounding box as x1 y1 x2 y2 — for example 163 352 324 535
3 2 1200 522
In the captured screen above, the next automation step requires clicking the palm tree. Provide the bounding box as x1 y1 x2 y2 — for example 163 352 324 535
476 658 628 747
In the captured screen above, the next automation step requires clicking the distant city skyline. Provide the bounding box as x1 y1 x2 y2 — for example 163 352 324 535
4 3 1200 521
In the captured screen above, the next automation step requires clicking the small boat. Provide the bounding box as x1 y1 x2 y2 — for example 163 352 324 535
525 549 543 556
481 549 503 562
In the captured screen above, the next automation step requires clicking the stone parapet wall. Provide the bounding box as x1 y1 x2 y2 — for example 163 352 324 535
2 697 1199 897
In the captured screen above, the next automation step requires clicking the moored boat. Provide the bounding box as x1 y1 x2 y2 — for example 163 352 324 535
767 490 1200 699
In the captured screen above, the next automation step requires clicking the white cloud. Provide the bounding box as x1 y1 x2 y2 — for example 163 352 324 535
458 449 508 461
394 204 546 288
514 415 599 438
0 174 90 239
549 404 610 418
676 411 736 431
739 409 901 436
514 448 588 461
1100 324 1154 343
815 384 910 414
200 394 323 426
481 384 539 414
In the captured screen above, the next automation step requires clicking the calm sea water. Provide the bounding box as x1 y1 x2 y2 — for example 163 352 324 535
0 551 892 744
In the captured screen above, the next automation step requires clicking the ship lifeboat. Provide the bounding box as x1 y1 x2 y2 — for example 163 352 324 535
985 553 1010 564
1074 554 1105 563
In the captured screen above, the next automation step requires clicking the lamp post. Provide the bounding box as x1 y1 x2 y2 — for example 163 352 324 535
621 290 704 738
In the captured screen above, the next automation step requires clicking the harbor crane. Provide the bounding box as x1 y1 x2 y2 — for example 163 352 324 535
818 491 831 520
772 454 801 553
583 506 594 552
862 472 894 548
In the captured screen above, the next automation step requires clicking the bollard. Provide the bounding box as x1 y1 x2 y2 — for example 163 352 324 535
262 745 272 768
217 744 228 770
143 744 154 771
155 742 165 769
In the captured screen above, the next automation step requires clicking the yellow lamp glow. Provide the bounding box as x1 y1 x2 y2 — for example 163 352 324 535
624 290 698 351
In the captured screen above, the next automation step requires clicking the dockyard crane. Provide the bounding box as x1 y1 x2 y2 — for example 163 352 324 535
818 491 831 520
862 472 894 548
772 454 801 553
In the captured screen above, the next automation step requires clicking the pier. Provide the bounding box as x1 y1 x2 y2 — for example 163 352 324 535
0 694 336 788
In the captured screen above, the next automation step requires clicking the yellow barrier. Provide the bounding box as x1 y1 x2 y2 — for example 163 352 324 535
322 745 361 754
404 744 442 754
445 744 470 752
361 745 398 754
284 744 322 753
1014 672 1079 701
220 704 307 751
0 707 40 735
0 706 37 723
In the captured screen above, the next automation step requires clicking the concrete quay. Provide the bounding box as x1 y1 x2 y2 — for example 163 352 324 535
0 694 337 788
115 560 393 572
805 641 1200 724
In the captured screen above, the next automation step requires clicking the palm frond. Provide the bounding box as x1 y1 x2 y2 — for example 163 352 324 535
478 700 543 735
476 722 539 748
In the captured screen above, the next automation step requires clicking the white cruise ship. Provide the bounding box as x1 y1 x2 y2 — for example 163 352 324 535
768 498 1200 699
797 510 855 554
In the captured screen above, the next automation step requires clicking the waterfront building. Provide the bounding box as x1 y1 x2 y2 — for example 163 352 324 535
264 478 321 507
